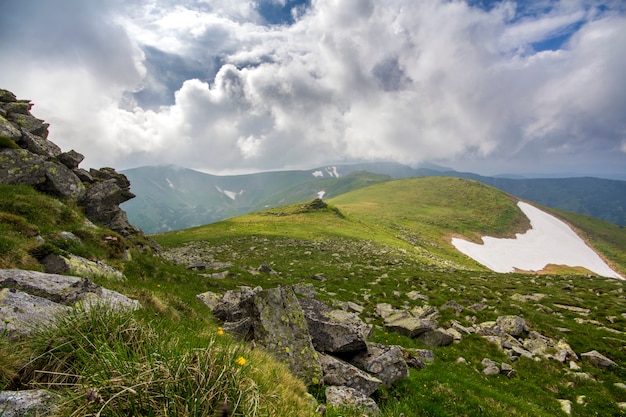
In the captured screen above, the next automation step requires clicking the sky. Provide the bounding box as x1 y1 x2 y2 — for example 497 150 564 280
1 0 625 178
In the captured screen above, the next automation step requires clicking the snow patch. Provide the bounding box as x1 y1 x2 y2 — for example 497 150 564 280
317 191 326 199
165 178 174 189
326 166 339 178
215 186 245 200
451 202 623 279
312 170 324 178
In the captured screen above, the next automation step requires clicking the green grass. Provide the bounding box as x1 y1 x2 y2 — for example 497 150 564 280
1 306 315 417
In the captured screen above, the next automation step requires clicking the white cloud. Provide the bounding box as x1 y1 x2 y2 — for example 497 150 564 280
0 0 624 176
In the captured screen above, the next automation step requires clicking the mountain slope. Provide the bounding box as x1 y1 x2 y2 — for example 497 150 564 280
121 165 389 233
152 176 626 416
122 163 626 234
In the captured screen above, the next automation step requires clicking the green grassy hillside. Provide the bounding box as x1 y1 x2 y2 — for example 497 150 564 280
154 177 626 416
2 178 626 416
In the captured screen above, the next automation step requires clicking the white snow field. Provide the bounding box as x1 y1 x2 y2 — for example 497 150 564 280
451 202 623 279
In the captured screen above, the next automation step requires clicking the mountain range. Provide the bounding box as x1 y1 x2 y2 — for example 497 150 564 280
121 162 626 234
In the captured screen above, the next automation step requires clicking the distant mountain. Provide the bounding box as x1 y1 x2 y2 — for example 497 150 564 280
121 162 626 233
121 165 390 233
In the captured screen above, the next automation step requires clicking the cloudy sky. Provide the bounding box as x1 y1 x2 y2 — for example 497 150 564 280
1 0 625 178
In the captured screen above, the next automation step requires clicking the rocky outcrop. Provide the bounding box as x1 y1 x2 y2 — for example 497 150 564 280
0 89 138 236
0 268 140 338
197 284 421 412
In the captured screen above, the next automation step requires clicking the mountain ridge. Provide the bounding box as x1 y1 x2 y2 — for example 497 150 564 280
122 162 626 233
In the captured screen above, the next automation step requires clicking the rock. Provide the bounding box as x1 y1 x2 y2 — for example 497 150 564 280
319 352 383 397
41 253 124 280
15 130 62 158
456 357 467 364
196 291 222 311
483 365 500 376
402 348 434 369
213 286 260 322
615 383 626 391
406 290 429 301
300 298 371 353
384 313 439 338
325 386 380 416
0 149 84 199
440 300 464 314
0 114 21 139
581 350 617 368
410 304 439 319
292 283 317 299
245 286 323 385
222 317 253 340
553 304 591 316
0 389 60 417
510 293 547 302
58 149 84 169
0 288 71 338
419 328 455 347
475 321 504 337
557 399 572 415
349 343 409 387
496 315 527 337
79 178 136 236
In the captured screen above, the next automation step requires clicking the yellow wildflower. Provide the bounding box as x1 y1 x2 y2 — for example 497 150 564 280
236 356 247 366
217 327 224 336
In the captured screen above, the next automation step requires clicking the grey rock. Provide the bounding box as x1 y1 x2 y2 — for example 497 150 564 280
483 365 500 376
196 291 222 311
79 178 136 234
349 343 409 387
383 311 439 338
7 112 49 137
319 352 382 396
222 317 253 340
0 269 138 309
213 286 260 322
496 315 527 337
58 149 84 169
475 321 505 337
402 348 434 369
0 149 84 199
292 282 317 299
581 350 617 368
15 130 61 158
419 328 455 347
300 298 371 353
73 168 93 182
0 288 71 338
440 300 464 314
325 386 380 416
245 286 323 385
0 389 60 417
0 114 22 139
41 253 124 281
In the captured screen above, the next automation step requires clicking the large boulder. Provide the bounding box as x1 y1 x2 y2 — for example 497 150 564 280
348 343 409 387
78 176 137 236
319 352 382 396
299 298 371 353
0 269 140 337
244 286 323 385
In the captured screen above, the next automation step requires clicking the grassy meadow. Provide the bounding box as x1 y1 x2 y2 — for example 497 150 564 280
1 177 626 416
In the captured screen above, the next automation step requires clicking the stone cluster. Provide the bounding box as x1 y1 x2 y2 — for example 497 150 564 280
198 284 431 415
0 89 138 236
